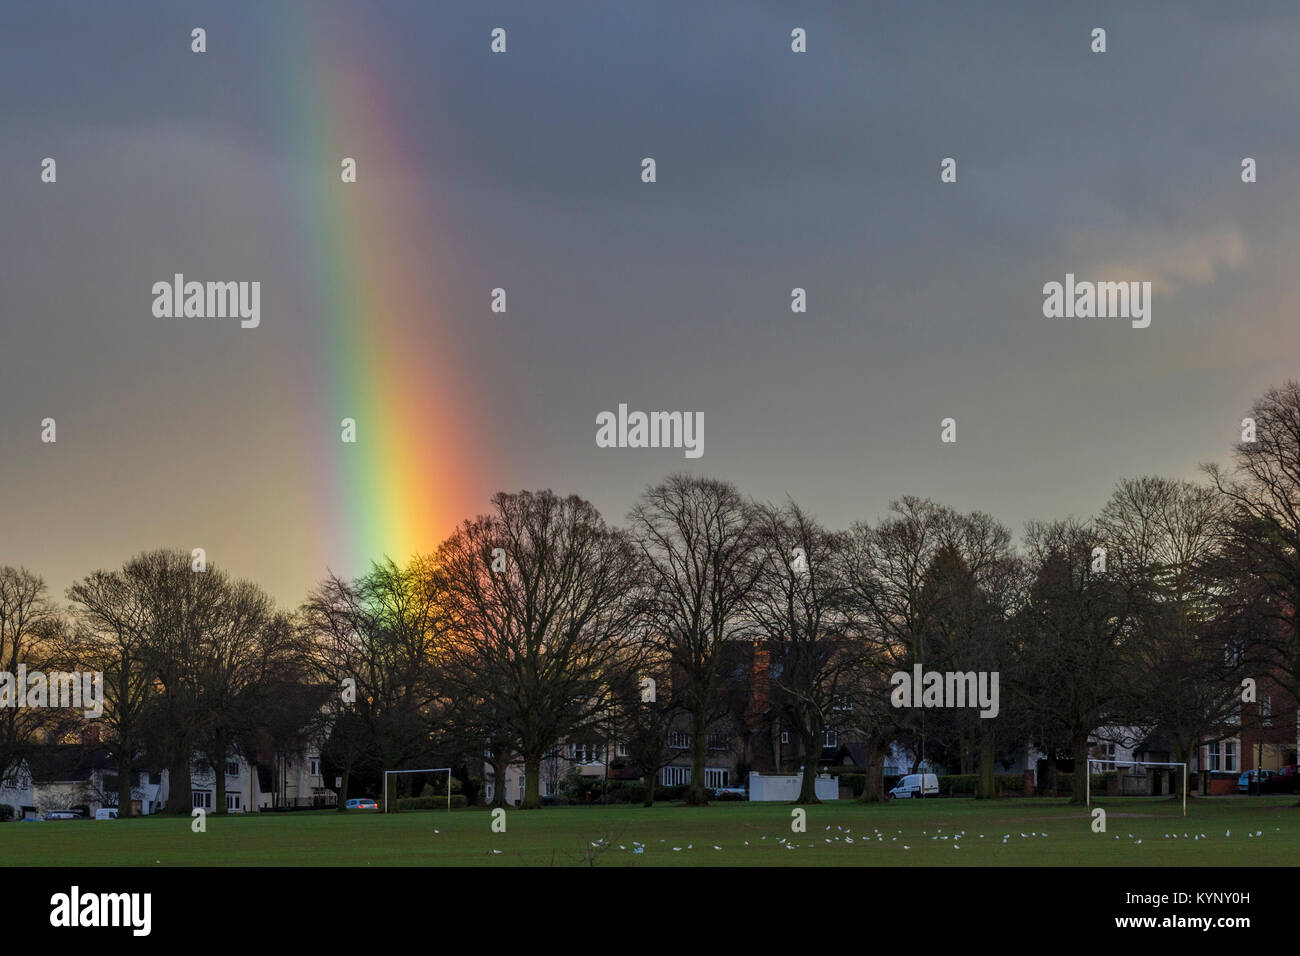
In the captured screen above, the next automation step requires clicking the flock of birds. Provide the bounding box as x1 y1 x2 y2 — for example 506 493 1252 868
555 823 1285 857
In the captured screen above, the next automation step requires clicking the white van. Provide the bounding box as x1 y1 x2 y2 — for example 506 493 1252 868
94 807 118 820
888 773 939 799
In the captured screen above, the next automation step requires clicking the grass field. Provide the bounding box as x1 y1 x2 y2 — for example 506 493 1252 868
6 796 1297 866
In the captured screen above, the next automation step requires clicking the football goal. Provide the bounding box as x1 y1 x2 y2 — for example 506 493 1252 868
1086 758 1187 816
382 767 453 813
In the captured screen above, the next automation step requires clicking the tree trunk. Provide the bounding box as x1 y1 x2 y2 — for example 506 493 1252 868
117 752 133 818
1070 733 1088 805
798 730 821 803
337 767 349 811
488 755 510 808
522 753 541 809
976 725 996 799
687 709 708 805
860 734 887 802
166 748 192 815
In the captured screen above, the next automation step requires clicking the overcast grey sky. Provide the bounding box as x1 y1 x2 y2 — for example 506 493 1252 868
3 0 1299 606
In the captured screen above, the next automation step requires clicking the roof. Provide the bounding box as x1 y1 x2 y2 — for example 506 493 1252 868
24 745 114 783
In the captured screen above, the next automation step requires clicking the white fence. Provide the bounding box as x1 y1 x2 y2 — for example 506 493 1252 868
747 772 839 801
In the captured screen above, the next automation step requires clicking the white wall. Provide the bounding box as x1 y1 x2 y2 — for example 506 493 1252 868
748 772 838 801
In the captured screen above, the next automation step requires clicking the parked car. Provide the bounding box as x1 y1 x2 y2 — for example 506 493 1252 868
712 786 748 799
94 807 119 820
1267 765 1299 793
888 773 940 799
1237 769 1273 793
43 809 82 820
344 798 379 810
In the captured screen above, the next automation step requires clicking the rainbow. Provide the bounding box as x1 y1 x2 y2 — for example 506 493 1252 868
256 6 481 574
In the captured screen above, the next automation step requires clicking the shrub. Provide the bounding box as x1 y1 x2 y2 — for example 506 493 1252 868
939 774 976 796
395 794 468 811
995 773 1025 794
837 773 866 797
622 782 646 804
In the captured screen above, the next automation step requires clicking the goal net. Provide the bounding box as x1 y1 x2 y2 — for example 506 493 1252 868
1086 758 1187 816
382 767 453 813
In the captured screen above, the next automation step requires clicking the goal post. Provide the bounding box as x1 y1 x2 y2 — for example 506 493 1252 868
1086 758 1187 816
382 767 453 813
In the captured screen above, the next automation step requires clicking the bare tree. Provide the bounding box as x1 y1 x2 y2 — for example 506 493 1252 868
1206 381 1300 763
0 568 67 784
744 500 855 802
434 491 643 809
1096 476 1240 803
65 568 156 816
301 559 443 809
629 475 762 805
1017 519 1136 804
840 498 959 795
610 653 680 806
194 582 298 815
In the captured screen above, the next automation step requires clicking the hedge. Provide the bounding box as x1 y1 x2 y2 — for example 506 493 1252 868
395 795 468 810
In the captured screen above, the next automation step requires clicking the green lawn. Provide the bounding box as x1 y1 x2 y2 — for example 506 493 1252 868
6 796 1297 866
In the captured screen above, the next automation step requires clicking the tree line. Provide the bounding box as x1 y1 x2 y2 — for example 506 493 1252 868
4 383 1300 812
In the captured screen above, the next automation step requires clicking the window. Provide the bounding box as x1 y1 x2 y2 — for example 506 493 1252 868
1208 740 1240 772
192 790 213 810
705 768 729 789
707 732 728 751
823 729 838 748
226 792 241 811
309 758 320 777
616 742 627 758
668 730 691 749
780 731 789 745
660 766 690 786
1092 741 1115 762
571 743 603 764
226 761 240 777
1261 696 1272 727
